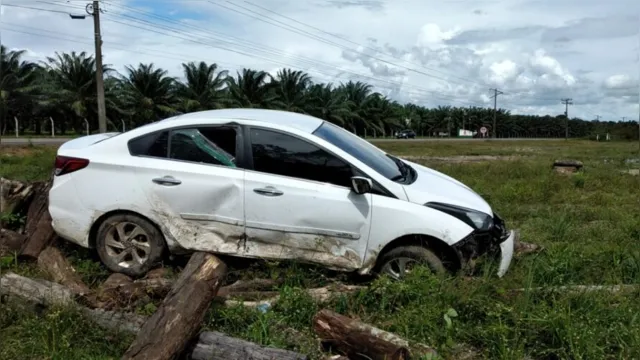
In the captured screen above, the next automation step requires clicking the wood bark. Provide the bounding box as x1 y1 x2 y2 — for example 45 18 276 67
217 278 281 297
185 331 308 360
0 229 26 256
20 180 56 259
0 177 34 227
312 309 417 360
37 246 90 295
84 273 173 310
121 252 227 360
0 272 309 360
0 272 74 306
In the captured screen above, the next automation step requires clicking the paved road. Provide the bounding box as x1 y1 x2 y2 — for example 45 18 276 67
1 137 560 146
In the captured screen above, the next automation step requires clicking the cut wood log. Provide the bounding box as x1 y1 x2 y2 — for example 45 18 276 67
0 228 26 256
0 272 74 306
224 284 366 308
37 246 90 295
0 272 310 360
313 309 437 360
217 278 281 297
186 331 308 360
20 180 56 259
83 273 174 310
0 177 34 227
512 284 639 295
122 252 227 360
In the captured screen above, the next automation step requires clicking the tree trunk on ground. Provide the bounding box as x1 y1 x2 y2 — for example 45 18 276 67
20 180 56 259
217 278 281 297
121 252 227 360
0 272 74 306
313 309 430 360
185 331 308 360
37 246 91 296
0 178 34 220
0 272 310 360
0 229 26 256
83 273 173 310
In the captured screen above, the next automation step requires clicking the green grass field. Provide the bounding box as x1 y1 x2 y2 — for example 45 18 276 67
1 140 640 359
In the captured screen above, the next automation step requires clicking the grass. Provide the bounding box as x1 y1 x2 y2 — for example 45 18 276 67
1 139 640 359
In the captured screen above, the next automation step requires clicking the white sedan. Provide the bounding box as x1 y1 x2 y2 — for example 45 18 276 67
49 108 516 279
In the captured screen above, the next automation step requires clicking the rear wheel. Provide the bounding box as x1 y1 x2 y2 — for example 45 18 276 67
376 245 446 280
95 214 166 277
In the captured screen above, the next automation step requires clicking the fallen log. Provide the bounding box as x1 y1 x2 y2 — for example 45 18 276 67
20 180 56 259
312 309 437 360
88 275 173 310
0 177 34 227
224 284 365 308
217 278 282 297
0 271 74 306
0 228 26 256
122 252 227 360
0 272 309 360
512 284 640 295
186 331 308 360
37 246 90 296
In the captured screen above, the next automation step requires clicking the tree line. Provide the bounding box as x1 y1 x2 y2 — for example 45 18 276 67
1 46 637 140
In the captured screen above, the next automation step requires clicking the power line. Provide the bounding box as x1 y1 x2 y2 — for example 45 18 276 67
241 0 488 88
561 98 573 140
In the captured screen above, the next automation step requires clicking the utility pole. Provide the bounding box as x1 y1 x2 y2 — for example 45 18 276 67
72 2 106 133
490 88 503 139
91 1 107 133
561 98 573 140
595 115 601 121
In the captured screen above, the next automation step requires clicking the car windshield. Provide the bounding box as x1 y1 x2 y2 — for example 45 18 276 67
312 121 404 181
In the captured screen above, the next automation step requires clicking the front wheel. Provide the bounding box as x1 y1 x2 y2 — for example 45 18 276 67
376 246 446 280
95 214 166 277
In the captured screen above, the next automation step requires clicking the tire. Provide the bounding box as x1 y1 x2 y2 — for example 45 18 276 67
95 213 166 277
376 245 446 280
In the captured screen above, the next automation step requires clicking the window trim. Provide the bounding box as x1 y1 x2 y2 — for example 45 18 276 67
127 123 246 170
244 125 396 198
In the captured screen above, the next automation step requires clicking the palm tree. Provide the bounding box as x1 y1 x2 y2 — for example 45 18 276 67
306 83 353 125
176 61 229 112
119 63 178 125
226 68 279 108
273 68 312 113
0 46 41 135
42 51 123 133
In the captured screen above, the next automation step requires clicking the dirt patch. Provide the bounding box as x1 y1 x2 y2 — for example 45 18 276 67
401 155 521 163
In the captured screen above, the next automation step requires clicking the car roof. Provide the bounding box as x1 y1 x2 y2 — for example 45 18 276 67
162 108 324 133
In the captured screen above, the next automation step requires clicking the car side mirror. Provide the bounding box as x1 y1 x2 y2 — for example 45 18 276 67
350 176 372 195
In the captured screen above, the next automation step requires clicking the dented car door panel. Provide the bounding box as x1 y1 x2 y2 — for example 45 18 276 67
243 171 372 270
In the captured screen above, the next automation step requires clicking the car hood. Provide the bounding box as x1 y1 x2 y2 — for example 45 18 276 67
400 159 493 215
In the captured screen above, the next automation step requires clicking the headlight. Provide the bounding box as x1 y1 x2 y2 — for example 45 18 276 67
425 202 494 231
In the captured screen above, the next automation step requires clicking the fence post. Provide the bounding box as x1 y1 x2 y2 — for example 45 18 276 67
121 119 125 132
14 117 19 138
84 118 89 135
49 117 55 137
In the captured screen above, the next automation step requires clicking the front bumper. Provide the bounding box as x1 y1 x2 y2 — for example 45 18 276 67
451 213 518 277
497 230 517 278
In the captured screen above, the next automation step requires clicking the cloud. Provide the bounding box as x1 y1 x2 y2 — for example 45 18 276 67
1 0 638 120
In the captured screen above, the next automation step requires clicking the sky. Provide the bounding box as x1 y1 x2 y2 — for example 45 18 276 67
2 0 640 121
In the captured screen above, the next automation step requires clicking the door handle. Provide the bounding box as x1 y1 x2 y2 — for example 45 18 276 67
253 186 283 196
152 176 182 186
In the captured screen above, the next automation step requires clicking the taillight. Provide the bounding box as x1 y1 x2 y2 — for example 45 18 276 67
54 156 90 176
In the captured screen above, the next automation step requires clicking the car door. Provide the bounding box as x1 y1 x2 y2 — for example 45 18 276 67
242 126 372 270
129 124 247 254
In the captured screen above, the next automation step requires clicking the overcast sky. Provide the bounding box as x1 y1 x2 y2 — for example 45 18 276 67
2 0 640 121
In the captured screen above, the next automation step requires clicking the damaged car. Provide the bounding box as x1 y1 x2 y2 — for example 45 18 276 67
49 108 517 279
